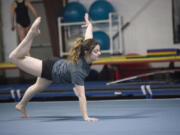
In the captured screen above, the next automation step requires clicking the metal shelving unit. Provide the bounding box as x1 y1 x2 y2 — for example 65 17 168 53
58 13 123 57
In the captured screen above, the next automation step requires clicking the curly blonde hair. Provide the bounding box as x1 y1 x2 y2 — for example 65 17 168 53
68 37 99 64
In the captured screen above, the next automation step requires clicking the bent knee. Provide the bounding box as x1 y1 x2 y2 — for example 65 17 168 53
8 52 24 63
32 83 48 92
8 52 15 62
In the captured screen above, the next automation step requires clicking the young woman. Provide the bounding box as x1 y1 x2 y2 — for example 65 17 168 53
11 0 38 41
9 13 101 122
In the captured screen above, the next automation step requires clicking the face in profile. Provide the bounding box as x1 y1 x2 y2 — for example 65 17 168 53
89 44 101 61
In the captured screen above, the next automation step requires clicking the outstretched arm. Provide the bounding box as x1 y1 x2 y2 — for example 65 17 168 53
82 13 93 40
74 85 99 121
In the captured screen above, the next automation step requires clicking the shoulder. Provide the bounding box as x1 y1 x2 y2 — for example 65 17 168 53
75 58 90 68
25 0 32 7
11 2 17 9
71 59 83 68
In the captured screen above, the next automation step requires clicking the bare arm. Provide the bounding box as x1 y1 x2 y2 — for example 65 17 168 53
74 85 98 121
82 13 93 40
11 2 16 31
26 1 38 18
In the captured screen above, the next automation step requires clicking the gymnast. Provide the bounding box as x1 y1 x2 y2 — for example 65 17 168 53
9 13 101 121
11 0 38 42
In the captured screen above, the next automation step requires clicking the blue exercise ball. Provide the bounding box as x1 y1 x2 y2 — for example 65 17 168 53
63 2 86 22
93 31 110 50
89 0 114 20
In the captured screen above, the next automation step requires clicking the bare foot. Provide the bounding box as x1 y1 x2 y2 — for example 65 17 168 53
28 17 41 37
15 103 32 118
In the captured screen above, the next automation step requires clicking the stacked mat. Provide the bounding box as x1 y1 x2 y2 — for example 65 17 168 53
1 82 180 102
147 48 180 57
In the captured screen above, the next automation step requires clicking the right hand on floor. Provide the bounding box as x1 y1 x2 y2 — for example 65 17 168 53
84 117 99 122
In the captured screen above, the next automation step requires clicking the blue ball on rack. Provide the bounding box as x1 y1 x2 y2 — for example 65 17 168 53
89 0 114 20
93 31 110 50
63 2 86 22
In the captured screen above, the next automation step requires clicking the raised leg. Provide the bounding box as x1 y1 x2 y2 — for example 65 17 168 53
9 17 42 77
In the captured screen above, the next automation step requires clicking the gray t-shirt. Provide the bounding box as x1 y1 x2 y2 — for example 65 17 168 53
51 58 91 85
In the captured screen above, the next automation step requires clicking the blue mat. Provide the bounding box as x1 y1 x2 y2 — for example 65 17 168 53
0 99 180 135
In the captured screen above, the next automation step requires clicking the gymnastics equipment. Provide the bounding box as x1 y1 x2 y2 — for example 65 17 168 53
89 0 114 20
93 31 110 50
106 69 180 85
58 13 123 56
63 2 86 22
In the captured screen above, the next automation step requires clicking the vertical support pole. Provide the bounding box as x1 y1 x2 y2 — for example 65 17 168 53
120 16 125 54
109 13 113 54
58 17 63 57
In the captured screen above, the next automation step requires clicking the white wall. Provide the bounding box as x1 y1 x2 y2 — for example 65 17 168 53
1 0 19 77
123 0 177 55
1 0 18 61
70 0 180 55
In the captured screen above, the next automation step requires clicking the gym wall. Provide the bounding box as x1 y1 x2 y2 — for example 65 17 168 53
69 0 180 55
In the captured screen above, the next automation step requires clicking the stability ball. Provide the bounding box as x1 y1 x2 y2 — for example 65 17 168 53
63 2 86 22
89 0 114 20
93 31 110 50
